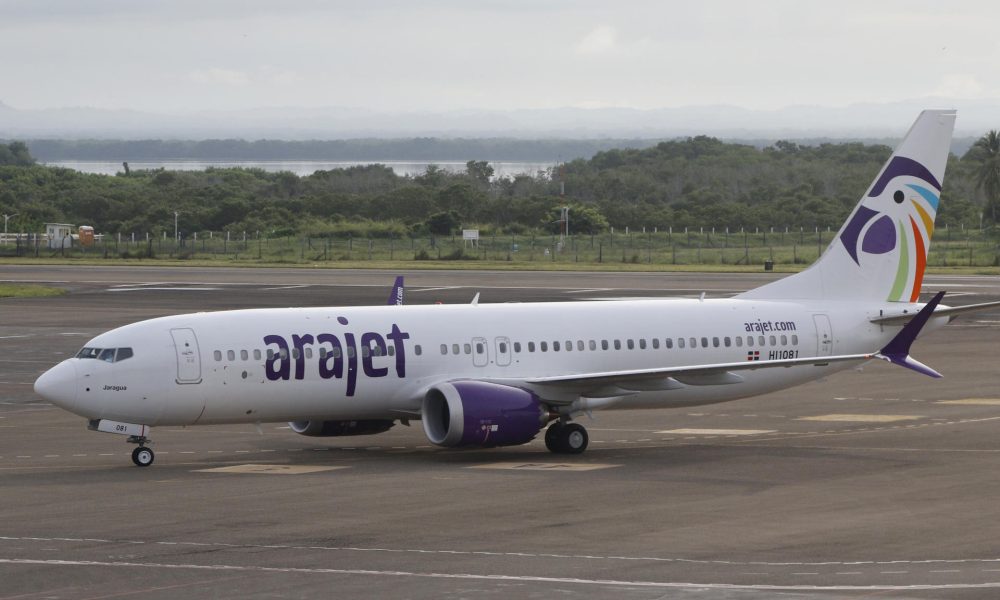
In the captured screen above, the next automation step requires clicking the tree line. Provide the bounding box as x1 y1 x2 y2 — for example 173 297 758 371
0 134 998 240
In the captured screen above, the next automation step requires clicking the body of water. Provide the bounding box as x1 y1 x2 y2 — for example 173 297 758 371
43 160 556 178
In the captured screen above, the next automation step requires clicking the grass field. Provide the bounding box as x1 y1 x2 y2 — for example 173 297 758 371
0 283 66 298
2 228 998 274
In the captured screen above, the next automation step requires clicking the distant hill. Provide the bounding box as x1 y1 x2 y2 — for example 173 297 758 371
0 98 997 141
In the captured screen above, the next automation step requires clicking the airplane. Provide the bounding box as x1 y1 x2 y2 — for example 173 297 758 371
33 109 1000 467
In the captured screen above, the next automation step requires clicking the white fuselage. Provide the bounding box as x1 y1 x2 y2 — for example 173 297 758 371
39 297 941 427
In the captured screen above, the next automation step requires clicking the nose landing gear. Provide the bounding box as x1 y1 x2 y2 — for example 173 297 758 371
127 435 154 467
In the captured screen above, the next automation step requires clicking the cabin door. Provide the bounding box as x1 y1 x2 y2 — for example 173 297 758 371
170 328 203 384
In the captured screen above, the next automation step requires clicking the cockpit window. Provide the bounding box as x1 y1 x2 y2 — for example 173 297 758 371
76 347 134 363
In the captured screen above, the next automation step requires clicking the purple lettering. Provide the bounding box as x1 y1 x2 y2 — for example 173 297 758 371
264 335 290 381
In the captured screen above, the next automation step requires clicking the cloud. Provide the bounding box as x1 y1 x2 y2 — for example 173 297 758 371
575 26 618 55
190 68 250 86
931 74 986 98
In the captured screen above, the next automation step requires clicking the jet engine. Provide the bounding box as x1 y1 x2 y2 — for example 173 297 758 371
422 381 548 448
288 419 395 437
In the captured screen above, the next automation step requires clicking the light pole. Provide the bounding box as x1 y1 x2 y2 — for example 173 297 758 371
174 211 179 241
3 213 18 234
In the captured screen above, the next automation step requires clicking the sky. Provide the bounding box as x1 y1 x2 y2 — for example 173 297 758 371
1 0 998 114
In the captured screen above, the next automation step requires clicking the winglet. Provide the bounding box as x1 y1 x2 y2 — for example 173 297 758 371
875 290 946 378
387 276 404 306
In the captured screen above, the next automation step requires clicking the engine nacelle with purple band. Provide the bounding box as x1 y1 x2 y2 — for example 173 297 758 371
421 381 548 448
289 419 395 437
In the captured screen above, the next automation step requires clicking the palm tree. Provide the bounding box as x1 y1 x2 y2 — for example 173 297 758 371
972 130 1000 225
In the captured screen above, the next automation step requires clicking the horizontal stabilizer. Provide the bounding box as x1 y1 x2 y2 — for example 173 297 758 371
870 299 1000 325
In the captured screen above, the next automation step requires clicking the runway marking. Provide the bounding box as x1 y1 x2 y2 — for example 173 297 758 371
106 287 223 292
408 286 459 293
658 428 775 435
262 284 309 290
937 399 1000 405
4 558 1000 591
797 414 922 423
194 464 347 475
468 462 620 472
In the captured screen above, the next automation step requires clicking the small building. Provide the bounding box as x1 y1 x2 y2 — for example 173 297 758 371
45 223 75 249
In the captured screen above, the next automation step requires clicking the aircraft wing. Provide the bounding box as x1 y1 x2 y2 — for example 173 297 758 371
495 291 947 403
501 352 873 402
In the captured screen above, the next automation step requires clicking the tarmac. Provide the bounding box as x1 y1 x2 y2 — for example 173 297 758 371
1 265 999 599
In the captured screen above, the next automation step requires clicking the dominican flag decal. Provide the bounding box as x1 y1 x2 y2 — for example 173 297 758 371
747 351 760 361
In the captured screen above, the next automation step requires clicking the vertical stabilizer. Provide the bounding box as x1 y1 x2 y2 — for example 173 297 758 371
739 110 956 302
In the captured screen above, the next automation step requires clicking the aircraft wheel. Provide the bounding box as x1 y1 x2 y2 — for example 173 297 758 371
561 423 589 454
131 446 155 467
544 422 564 453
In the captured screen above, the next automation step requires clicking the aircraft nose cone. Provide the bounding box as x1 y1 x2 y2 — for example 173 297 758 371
34 360 78 411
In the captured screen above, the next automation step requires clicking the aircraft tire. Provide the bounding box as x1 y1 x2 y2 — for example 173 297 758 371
544 422 564 453
131 446 154 467
561 423 589 454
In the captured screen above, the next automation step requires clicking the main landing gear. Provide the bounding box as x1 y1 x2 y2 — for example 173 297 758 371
128 435 155 467
544 421 589 454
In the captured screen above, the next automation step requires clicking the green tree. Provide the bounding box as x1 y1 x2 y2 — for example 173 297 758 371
970 130 1000 224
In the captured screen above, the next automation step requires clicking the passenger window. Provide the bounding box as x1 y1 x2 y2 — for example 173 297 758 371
452 344 460 355
601 340 609 350
690 338 696 349
528 342 536 352
565 341 572 352
665 338 673 349
553 341 560 351
746 336 754 347
758 336 766 346
701 337 708 348
499 342 507 353
577 340 584 351
514 342 522 353
626 339 634 350
713 337 720 348
362 346 371 358
791 334 799 345
292 349 301 360
769 335 776 346
440 344 448 355
589 340 596 351
415 345 422 355
115 347 134 362
320 348 327 359
678 338 685 348
652 339 659 349
476 343 484 354
735 336 742 347
614 340 621 350
639 339 647 350
254 349 261 360
240 349 248 361
214 350 222 361
540 341 548 352
780 335 787 345
724 337 731 347
371 346 381 357
227 350 235 361
332 347 342 358
464 343 472 355
388 346 394 356
279 349 288 360
267 349 274 360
